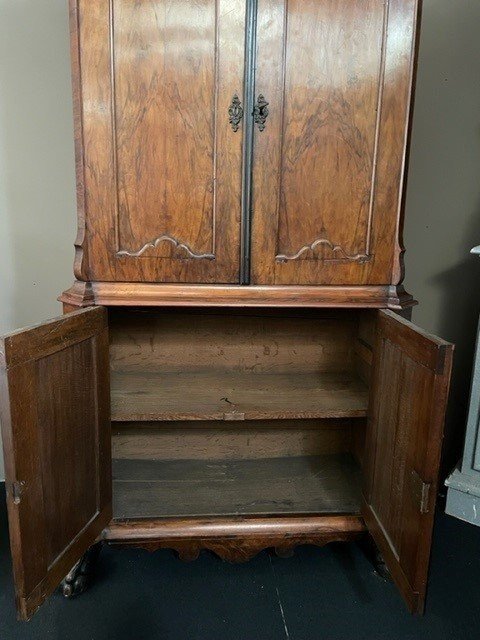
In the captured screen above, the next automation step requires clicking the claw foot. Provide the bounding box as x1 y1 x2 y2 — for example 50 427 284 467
61 543 102 598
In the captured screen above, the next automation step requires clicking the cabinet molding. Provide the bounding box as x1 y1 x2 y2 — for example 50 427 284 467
104 514 366 561
60 281 416 310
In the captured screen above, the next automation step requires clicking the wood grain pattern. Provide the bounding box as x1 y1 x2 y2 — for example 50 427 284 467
59 281 416 309
112 454 362 518
72 0 245 283
111 370 368 422
363 309 453 614
68 0 420 290
109 308 367 421
251 0 420 286
111 420 358 460
0 307 111 620
109 308 359 375
104 514 367 561
0 307 104 369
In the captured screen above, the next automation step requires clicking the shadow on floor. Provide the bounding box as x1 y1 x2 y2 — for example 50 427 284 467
1 485 479 640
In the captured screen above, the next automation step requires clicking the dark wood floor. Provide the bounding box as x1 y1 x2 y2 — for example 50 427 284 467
1 484 479 640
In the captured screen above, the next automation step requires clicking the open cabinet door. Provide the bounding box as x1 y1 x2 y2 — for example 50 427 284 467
363 310 453 614
0 307 111 620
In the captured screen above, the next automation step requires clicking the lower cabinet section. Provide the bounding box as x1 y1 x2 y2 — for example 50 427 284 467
106 308 368 561
0 305 452 619
107 431 366 561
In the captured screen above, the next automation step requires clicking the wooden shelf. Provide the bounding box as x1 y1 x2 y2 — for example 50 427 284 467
112 454 362 520
110 370 368 422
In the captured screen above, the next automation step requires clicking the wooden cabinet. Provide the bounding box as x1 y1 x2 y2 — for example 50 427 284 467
1 0 454 623
1 308 452 619
62 0 419 305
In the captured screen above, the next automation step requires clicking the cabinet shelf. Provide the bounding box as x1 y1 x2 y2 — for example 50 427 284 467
110 370 369 422
112 454 362 520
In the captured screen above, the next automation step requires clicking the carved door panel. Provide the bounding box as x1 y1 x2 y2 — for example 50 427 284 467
363 310 453 613
72 0 246 283
0 308 111 620
250 0 419 285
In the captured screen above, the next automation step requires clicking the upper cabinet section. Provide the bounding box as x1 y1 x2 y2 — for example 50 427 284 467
251 0 419 285
71 0 246 283
69 0 420 291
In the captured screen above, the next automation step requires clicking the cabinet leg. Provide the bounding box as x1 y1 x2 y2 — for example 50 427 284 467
357 535 391 581
371 547 391 581
61 543 102 598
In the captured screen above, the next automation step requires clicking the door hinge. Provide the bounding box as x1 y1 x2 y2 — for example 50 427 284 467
9 480 25 505
411 470 431 514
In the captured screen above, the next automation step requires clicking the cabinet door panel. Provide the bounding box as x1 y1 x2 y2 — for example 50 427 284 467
363 310 453 614
251 0 419 285
73 0 245 283
0 308 111 620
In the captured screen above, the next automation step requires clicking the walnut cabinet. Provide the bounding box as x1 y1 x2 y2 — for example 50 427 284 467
60 0 421 306
0 0 454 623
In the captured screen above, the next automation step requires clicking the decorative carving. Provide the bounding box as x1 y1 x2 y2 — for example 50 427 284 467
107 532 364 563
276 238 371 263
117 235 215 260
253 94 269 131
228 94 244 132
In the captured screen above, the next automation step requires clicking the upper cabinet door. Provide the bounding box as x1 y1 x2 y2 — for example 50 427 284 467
363 310 453 614
251 0 419 285
72 0 246 284
0 308 111 620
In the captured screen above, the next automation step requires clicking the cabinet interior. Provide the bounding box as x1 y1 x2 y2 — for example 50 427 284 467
109 308 374 521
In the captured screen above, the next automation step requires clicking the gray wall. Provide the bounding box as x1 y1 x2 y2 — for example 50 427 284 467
1 0 480 481
403 0 480 476
0 1 77 480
